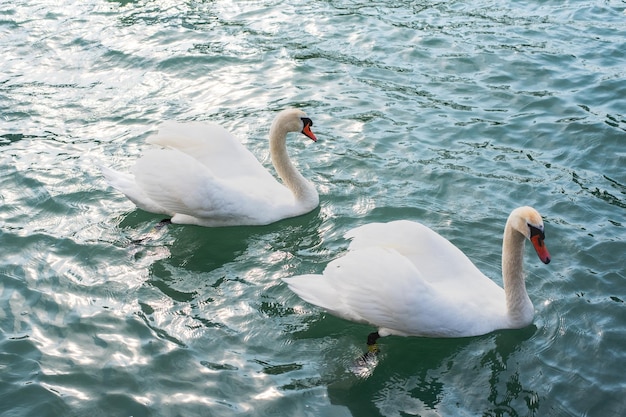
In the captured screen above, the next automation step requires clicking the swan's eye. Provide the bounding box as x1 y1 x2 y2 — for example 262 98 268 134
301 117 313 127
528 224 545 240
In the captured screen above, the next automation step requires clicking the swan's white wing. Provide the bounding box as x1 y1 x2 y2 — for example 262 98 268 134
346 220 485 286
132 148 294 224
346 221 508 334
100 165 171 215
285 246 470 336
148 121 277 183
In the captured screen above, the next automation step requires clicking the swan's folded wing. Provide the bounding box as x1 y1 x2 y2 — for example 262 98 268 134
285 246 446 334
345 220 485 286
323 246 449 334
133 149 214 217
285 244 503 337
100 165 170 215
132 148 297 225
148 121 277 182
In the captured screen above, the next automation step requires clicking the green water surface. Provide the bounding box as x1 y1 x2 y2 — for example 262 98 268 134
1 1 625 416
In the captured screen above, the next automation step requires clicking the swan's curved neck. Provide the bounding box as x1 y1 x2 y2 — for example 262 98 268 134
502 221 534 327
269 125 318 207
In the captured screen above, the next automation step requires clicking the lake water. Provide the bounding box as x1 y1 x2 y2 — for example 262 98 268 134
1 1 625 416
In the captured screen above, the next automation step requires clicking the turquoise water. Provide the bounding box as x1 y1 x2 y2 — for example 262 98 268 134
1 0 625 416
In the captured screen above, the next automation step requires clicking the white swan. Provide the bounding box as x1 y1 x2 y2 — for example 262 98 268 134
101 109 319 227
283 206 551 349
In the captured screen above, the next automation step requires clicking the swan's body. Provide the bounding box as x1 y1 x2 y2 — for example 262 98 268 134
283 207 551 340
102 109 319 227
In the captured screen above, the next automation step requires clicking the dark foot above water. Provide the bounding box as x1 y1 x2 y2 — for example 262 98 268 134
130 218 172 244
355 331 381 366
156 218 172 229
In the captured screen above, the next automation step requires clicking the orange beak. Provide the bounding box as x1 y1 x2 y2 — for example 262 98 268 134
301 123 317 142
530 234 551 264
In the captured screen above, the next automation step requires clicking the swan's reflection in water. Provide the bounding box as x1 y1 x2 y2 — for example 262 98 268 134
324 325 538 416
114 207 327 338
117 205 324 272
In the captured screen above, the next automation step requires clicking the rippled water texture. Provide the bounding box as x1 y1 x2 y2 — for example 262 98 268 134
1 1 625 416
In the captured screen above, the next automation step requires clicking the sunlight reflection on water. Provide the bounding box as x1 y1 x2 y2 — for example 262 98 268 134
1 1 625 416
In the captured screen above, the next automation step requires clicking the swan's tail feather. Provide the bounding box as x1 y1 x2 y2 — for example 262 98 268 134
282 275 340 311
99 164 171 215
100 165 135 193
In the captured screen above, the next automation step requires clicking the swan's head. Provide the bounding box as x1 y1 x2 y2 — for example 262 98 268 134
271 109 317 142
509 206 551 264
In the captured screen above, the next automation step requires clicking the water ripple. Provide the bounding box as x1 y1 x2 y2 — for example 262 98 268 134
1 0 625 416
